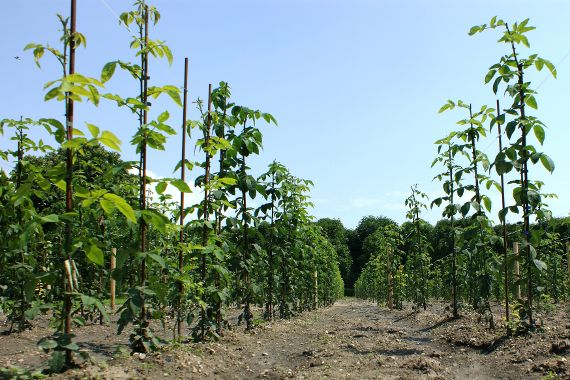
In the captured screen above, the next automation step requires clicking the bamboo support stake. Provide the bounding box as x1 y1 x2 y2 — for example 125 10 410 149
387 247 393 309
566 242 570 283
514 242 521 299
313 270 318 310
110 248 116 311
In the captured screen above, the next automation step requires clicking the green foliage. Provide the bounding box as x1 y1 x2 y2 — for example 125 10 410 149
470 17 557 326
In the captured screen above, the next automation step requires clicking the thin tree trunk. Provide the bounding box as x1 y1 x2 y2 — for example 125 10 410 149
63 0 77 366
200 84 213 339
139 4 150 346
496 99 510 327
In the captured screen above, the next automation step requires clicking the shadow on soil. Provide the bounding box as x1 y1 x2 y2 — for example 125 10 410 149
418 316 459 333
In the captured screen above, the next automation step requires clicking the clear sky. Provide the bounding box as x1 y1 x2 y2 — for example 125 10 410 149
3 0 569 229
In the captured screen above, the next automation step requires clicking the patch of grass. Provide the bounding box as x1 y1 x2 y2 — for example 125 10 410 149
0 366 45 380
112 345 130 359
252 317 266 327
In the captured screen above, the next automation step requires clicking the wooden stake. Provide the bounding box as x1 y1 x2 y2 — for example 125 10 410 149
110 248 116 311
313 270 318 310
514 242 521 299
566 242 570 284
387 247 393 309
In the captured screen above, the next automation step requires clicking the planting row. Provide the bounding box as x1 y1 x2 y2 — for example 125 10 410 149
0 0 343 374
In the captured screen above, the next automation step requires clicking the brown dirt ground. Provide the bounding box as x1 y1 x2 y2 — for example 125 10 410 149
1 298 569 379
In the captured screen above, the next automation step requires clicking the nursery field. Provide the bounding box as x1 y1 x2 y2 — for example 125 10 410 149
2 298 570 379
2 0 570 379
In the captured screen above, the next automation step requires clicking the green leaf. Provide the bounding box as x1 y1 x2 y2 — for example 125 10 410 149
141 210 168 232
171 179 191 193
101 61 117 83
54 179 66 191
498 208 508 222
80 294 109 323
505 121 517 139
492 76 501 94
533 259 547 271
468 25 482 35
484 69 496 84
533 124 545 145
61 342 80 351
99 130 121 151
543 59 557 78
38 338 58 351
86 244 104 267
163 45 173 65
157 110 170 123
496 159 513 175
155 181 167 194
482 196 491 212
460 202 470 217
86 123 100 138
40 214 60 223
103 193 136 223
100 199 115 213
147 253 166 268
525 95 538 110
539 154 555 172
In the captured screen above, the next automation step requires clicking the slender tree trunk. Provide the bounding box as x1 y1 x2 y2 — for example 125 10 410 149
241 119 252 330
214 85 228 335
496 99 510 327
176 57 189 340
387 246 393 309
448 148 458 318
507 23 533 326
519 69 533 326
63 0 77 366
266 175 276 320
200 84 213 339
139 4 150 346
411 188 426 310
469 105 493 328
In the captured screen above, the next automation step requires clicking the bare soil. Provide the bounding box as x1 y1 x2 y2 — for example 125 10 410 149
1 298 569 379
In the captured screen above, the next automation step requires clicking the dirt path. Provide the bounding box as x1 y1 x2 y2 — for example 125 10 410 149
3 298 569 379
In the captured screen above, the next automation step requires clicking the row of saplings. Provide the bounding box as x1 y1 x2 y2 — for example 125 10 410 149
356 16 569 334
354 219 569 324
0 0 343 375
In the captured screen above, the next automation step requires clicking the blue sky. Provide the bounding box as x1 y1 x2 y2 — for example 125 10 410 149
3 1 570 229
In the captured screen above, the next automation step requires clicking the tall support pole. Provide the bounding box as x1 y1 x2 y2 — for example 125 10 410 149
63 0 77 366
200 84 213 339
177 57 189 340
496 100 510 325
139 3 150 344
